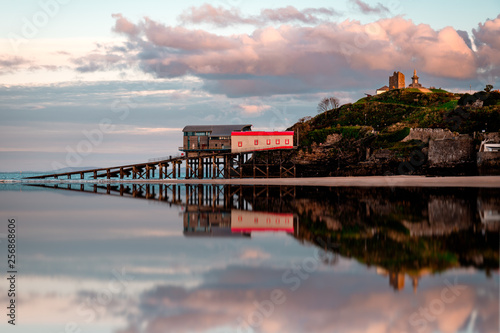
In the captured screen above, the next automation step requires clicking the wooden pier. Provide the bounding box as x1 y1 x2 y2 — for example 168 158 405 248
25 150 296 180
27 183 299 238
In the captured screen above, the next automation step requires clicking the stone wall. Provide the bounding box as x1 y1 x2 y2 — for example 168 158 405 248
477 152 500 175
428 136 475 166
402 128 455 143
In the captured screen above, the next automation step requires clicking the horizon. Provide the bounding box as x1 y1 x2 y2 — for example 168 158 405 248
1 0 499 171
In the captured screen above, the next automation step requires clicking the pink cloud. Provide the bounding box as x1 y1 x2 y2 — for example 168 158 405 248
77 13 499 96
179 4 257 27
178 4 340 27
238 104 272 116
112 13 140 36
112 267 496 333
260 6 340 24
353 0 390 15
142 17 236 51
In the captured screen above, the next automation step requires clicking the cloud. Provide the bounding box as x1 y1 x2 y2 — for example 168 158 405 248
112 13 140 37
352 0 390 15
0 55 31 67
179 4 257 27
456 30 473 49
112 265 495 333
104 13 488 97
72 53 125 73
178 4 340 27
473 14 500 82
239 248 271 259
260 6 340 25
238 104 272 116
0 55 31 75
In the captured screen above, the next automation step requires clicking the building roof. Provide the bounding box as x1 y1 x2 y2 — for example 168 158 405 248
377 86 390 91
182 125 252 136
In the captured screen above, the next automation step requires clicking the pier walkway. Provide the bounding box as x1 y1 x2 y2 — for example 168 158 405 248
25 150 296 180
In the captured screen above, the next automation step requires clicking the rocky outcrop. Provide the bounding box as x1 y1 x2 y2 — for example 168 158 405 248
402 128 455 143
478 152 500 175
428 135 475 167
292 133 341 164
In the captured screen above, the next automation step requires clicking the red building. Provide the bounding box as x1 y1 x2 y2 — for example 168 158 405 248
181 125 294 153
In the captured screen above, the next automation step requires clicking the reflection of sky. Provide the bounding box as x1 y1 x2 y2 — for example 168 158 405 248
0 186 498 333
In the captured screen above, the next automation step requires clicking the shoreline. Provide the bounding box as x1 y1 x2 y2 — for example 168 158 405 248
2 175 500 187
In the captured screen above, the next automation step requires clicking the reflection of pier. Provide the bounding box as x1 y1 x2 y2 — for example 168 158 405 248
27 183 299 237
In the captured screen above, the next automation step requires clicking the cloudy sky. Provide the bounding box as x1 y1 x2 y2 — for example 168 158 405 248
1 0 499 171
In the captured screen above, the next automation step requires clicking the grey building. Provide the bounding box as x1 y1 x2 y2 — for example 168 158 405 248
181 124 252 152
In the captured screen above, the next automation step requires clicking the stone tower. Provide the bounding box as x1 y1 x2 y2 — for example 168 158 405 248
408 69 422 88
389 71 405 90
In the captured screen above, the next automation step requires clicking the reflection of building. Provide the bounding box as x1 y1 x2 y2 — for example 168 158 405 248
183 207 249 237
377 267 431 293
478 196 500 230
183 208 296 237
389 271 405 291
231 210 294 233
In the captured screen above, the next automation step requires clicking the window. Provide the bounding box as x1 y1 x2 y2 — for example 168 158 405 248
285 139 290 145
276 139 280 144
238 141 243 147
254 140 259 145
266 139 271 145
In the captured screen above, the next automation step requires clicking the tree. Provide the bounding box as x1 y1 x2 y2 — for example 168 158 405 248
484 84 493 92
317 96 340 113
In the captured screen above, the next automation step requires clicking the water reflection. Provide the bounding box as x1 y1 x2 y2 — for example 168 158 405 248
29 183 499 291
0 182 497 332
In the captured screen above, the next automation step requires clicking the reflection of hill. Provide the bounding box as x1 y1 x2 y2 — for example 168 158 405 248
25 182 499 291
245 186 500 288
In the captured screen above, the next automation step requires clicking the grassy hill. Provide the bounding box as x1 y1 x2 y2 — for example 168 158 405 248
292 89 500 139
280 89 500 176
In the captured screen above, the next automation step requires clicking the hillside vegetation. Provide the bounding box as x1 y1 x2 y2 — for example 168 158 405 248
282 89 500 176
293 89 500 139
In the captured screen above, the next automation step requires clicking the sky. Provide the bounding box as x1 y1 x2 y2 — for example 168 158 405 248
1 0 500 171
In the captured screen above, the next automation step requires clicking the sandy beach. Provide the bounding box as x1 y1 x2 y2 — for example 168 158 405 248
4 175 500 187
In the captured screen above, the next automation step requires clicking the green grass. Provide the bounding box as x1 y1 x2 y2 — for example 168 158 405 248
303 126 364 145
434 100 458 110
377 127 410 143
431 88 449 93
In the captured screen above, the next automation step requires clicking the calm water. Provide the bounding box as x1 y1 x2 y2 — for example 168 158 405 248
0 183 498 333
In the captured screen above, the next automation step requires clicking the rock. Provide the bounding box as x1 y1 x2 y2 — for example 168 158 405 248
402 128 455 143
428 136 475 167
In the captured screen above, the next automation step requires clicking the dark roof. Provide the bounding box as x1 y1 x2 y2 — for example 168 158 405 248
182 125 252 136
377 86 389 90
